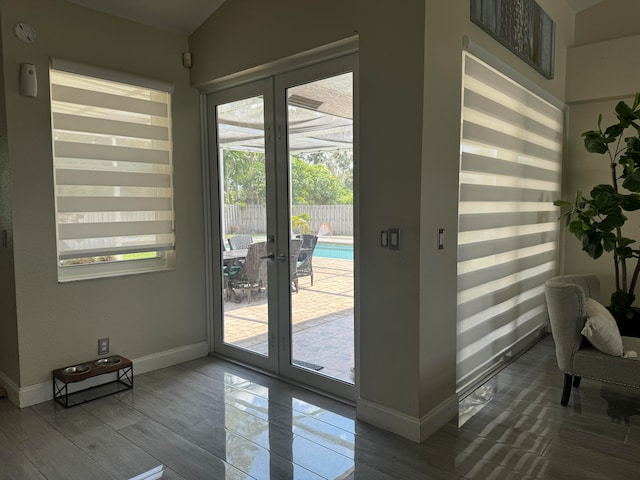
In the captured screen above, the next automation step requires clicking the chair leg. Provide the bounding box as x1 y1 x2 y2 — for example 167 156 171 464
561 373 572 406
573 376 581 388
310 271 314 287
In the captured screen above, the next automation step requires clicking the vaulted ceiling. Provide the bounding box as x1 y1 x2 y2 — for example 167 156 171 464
64 0 604 36
64 0 227 35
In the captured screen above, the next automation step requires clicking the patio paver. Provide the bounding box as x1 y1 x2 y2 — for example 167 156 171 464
222 257 354 383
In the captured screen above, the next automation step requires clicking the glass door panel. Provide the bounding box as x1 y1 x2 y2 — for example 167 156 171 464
216 95 270 357
285 71 355 386
208 54 356 400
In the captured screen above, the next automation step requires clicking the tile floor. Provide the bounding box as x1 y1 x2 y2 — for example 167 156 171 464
223 257 355 383
1 335 640 479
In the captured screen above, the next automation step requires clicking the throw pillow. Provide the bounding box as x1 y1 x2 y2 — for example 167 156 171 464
582 298 624 356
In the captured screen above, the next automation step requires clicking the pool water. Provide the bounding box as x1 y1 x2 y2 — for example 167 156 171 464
314 243 353 260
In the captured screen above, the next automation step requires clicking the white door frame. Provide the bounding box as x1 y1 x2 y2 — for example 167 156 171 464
201 42 359 401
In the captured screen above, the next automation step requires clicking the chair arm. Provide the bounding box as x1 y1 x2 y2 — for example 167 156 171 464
545 278 592 372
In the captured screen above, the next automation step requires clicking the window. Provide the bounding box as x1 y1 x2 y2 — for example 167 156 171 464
49 59 175 281
456 52 563 393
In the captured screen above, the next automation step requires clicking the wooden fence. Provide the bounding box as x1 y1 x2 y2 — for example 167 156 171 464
223 204 353 236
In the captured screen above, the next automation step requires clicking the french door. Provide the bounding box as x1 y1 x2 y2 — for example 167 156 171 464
207 54 356 400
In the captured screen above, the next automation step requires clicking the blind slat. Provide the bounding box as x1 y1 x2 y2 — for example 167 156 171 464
58 220 174 240
54 141 170 165
52 85 168 117
56 196 172 212
52 113 169 141
55 170 171 188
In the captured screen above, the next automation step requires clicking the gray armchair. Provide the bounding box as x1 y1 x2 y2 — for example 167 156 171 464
544 274 640 406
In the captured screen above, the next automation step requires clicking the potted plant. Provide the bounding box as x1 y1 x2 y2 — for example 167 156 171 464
555 94 640 334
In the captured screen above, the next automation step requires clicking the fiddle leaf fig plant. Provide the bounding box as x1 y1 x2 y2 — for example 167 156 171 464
555 93 640 317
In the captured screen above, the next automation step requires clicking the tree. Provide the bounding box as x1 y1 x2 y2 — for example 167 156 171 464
298 150 353 190
290 156 352 205
222 150 266 206
222 149 353 206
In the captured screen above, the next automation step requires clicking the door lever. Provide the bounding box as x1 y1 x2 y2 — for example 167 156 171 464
260 252 287 261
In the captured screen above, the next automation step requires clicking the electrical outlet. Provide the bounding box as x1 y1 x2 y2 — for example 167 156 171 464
98 337 109 355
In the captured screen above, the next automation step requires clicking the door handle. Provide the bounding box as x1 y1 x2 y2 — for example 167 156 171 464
260 252 287 261
259 252 287 261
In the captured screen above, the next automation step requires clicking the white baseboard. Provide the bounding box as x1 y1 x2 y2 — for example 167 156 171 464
133 341 209 375
0 371 20 406
14 341 209 408
357 393 458 443
419 394 459 441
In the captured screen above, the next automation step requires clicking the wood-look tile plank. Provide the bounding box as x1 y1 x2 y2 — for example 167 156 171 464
118 417 251 479
32 400 106 437
536 439 640 480
19 430 114 480
69 424 164 479
183 411 294 454
116 387 207 433
460 401 629 444
79 395 147 430
350 429 453 480
288 435 355 480
342 463 401 480
292 413 355 459
454 454 538 480
0 400 55 443
222 386 292 423
138 379 227 420
182 422 324 480
0 430 46 479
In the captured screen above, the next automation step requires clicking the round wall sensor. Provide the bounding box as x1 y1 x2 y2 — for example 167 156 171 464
14 23 36 44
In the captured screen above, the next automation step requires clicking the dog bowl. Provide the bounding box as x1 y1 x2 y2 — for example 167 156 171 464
62 365 91 375
94 356 121 367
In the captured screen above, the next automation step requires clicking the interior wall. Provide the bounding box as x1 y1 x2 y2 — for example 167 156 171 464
419 0 574 423
564 0 640 304
0 7 20 388
2 0 206 388
188 0 357 87
355 0 425 420
190 0 575 439
190 0 427 423
574 0 640 46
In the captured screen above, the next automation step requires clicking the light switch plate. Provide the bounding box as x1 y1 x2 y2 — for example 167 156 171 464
98 337 109 355
389 228 400 250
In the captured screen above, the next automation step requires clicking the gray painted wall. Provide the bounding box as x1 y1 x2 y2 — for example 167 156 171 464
0 7 20 386
564 0 640 305
190 0 575 437
0 0 206 388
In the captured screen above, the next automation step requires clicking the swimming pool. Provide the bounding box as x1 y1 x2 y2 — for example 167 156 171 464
314 243 353 260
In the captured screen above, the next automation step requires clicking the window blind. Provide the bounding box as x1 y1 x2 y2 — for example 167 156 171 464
50 61 175 266
457 52 563 392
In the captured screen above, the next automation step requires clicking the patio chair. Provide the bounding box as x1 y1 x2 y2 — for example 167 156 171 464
293 234 318 291
228 234 253 250
290 238 303 293
227 241 268 303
